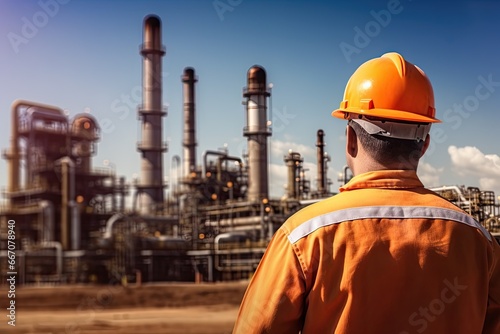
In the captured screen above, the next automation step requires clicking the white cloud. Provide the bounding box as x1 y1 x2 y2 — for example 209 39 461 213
448 145 500 193
303 161 317 191
448 145 500 177
417 161 443 188
269 163 287 198
270 139 316 160
479 178 500 193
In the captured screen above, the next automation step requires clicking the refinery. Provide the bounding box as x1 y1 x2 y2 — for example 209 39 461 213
1 14 499 286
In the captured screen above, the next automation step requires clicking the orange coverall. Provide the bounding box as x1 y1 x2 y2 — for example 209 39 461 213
233 170 500 333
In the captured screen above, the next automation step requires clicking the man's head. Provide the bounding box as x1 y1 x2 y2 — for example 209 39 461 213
332 52 439 175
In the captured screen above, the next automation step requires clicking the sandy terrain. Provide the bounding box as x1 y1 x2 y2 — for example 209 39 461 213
0 282 248 334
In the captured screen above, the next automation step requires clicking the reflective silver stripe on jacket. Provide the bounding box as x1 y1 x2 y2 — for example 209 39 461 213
287 206 492 244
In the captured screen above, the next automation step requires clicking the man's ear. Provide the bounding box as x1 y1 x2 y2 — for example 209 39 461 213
421 134 431 157
346 124 358 158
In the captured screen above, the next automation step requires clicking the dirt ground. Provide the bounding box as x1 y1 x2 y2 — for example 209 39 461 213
0 281 249 334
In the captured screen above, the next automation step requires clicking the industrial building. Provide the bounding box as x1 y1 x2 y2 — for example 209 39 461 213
0 15 332 284
0 14 498 285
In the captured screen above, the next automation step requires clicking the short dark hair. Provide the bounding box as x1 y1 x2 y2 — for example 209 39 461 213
349 120 425 165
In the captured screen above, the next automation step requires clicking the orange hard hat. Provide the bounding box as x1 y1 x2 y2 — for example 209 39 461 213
332 52 440 123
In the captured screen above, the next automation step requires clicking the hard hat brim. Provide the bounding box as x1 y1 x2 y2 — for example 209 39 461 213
331 108 441 123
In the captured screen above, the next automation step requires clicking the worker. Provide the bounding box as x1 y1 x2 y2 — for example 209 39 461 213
233 52 500 333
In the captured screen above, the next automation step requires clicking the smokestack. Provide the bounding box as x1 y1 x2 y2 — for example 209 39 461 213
243 65 271 203
137 15 166 215
182 67 197 180
316 129 326 195
284 151 303 200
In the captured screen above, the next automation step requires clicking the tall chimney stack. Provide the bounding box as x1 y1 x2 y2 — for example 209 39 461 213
284 151 303 200
316 129 326 195
182 67 197 180
137 15 166 215
243 65 271 203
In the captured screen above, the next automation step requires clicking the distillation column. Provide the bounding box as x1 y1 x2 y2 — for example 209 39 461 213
284 151 303 200
137 15 167 215
182 67 197 179
243 66 271 203
316 129 327 195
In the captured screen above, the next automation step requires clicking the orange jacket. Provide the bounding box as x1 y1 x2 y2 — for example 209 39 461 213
233 170 500 333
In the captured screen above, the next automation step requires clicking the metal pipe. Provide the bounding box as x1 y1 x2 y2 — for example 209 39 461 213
430 186 471 206
202 150 227 178
214 233 249 250
218 224 268 232
25 242 63 282
202 151 242 200
202 150 227 204
227 225 268 233
137 14 167 215
243 66 271 203
103 212 126 239
70 200 80 250
221 155 243 167
316 129 326 195
119 176 126 211
58 157 74 250
182 67 198 179
170 155 181 216
220 155 243 189
340 165 352 186
62 159 68 249
202 204 259 217
214 232 252 271
39 200 54 243
41 241 63 281
111 175 117 212
287 154 296 199
284 151 302 199
206 216 262 227
430 186 477 217
7 100 65 193
207 255 213 282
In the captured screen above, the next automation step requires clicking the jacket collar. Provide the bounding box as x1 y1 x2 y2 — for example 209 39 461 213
340 170 424 192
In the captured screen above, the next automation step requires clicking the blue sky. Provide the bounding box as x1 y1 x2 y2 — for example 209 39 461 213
1 0 500 202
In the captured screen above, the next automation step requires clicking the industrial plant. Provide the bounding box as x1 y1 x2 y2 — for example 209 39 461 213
0 15 498 285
